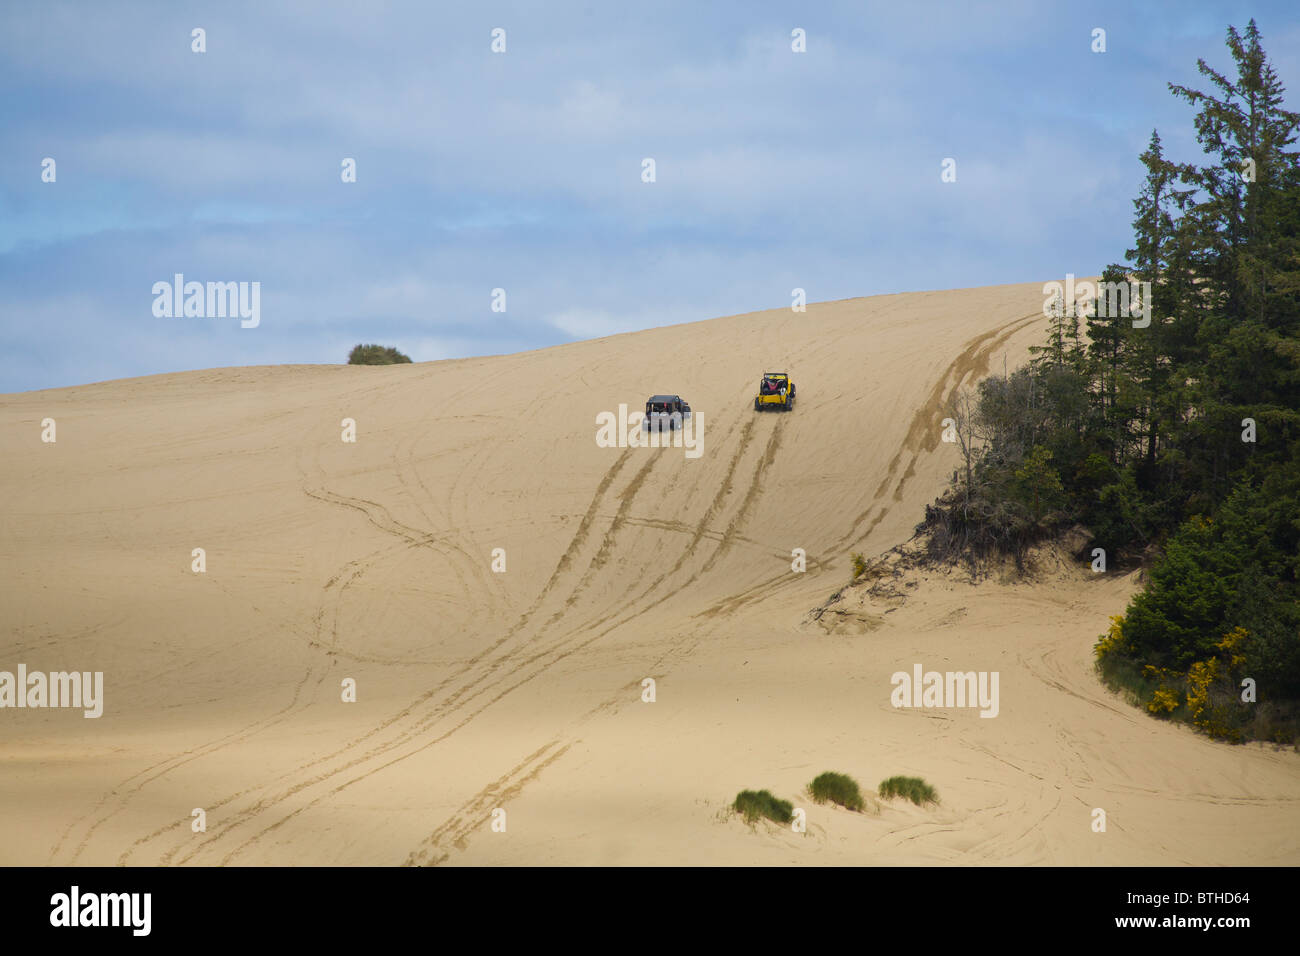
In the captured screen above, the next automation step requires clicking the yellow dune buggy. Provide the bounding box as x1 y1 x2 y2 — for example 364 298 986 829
754 372 795 411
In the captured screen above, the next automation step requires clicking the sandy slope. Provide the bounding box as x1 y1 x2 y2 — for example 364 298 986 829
1 281 1296 866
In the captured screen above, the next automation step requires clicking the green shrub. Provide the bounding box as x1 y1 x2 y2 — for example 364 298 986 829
809 771 865 811
1012 446 1065 522
851 553 867 580
733 789 793 825
347 343 412 365
878 775 938 806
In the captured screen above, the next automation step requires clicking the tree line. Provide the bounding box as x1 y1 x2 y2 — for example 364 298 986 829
922 21 1299 743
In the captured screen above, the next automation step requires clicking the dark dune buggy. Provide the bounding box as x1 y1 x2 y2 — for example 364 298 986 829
643 394 692 431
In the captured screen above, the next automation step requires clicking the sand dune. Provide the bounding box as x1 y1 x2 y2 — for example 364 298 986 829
2 281 1296 866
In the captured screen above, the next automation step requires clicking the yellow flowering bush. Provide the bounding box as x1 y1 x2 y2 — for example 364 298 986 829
1147 688 1180 714
1216 627 1248 668
1181 628 1250 741
1185 657 1220 720
1094 615 1127 662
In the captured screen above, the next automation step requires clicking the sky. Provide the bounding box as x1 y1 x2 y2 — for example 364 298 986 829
1 0 1298 393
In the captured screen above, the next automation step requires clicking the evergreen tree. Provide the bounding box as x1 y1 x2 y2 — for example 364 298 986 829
1169 19 1300 495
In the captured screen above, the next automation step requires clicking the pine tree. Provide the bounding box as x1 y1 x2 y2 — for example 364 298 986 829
1085 263 1133 464
1168 19 1300 495
1123 131 1196 479
1170 21 1299 314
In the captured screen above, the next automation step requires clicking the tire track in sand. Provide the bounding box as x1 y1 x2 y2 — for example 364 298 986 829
195 452 666 864
160 449 643 864
695 311 1040 620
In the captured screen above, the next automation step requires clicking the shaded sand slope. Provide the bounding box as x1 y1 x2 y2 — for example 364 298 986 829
1 281 1295 865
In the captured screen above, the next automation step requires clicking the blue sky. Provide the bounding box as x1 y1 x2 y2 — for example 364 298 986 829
2 0 1297 392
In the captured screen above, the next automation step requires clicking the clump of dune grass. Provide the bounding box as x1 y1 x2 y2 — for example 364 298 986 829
808 771 866 811
851 553 868 580
733 789 793 825
878 775 938 806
